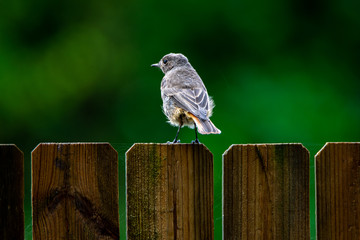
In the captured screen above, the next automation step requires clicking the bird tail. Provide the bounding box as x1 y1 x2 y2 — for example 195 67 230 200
192 116 221 135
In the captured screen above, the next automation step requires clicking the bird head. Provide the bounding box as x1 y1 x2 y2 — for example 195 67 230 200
151 53 189 74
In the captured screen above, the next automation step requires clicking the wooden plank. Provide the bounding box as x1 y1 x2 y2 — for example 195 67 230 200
0 144 24 240
223 144 310 239
126 143 214 240
32 143 119 239
316 142 360 239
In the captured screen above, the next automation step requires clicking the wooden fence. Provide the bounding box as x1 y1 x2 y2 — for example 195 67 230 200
223 144 309 239
0 142 359 239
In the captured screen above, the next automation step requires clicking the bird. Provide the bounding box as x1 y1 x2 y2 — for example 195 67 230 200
151 53 221 143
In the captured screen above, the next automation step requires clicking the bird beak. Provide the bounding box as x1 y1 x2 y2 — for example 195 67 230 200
151 63 160 68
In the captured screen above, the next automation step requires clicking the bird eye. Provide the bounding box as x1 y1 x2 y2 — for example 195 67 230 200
163 59 168 64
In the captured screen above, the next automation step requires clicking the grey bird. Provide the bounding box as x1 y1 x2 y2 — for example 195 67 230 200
151 53 221 143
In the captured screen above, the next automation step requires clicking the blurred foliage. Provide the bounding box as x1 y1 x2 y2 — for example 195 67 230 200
1 0 359 239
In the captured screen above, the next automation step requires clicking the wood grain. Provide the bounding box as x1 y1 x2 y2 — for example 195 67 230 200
316 142 360 239
0 144 24 240
32 143 119 239
223 144 309 239
126 143 214 240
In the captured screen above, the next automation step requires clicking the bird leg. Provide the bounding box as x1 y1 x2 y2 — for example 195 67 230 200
192 123 200 144
172 123 182 143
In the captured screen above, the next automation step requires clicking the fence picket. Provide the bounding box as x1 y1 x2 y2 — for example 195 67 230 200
316 142 360 239
0 144 24 240
126 143 214 240
223 144 310 239
32 143 119 239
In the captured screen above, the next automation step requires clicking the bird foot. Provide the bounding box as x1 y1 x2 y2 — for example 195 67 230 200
167 139 181 144
191 139 200 144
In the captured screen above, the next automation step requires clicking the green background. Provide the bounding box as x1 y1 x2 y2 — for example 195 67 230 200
1 0 359 239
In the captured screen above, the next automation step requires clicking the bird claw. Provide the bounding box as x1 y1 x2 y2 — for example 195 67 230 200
167 139 181 144
191 139 200 144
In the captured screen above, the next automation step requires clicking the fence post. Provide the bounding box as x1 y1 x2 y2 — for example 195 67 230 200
0 144 24 240
315 142 360 239
32 143 119 239
126 143 214 240
223 144 309 239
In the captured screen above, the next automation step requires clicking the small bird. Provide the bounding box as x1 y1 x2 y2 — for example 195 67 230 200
151 53 221 143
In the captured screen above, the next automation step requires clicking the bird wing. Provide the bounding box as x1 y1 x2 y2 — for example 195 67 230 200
162 87 209 120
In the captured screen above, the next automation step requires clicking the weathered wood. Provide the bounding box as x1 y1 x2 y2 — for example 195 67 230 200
316 142 360 239
223 144 309 239
126 143 214 240
0 144 24 240
32 143 119 239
